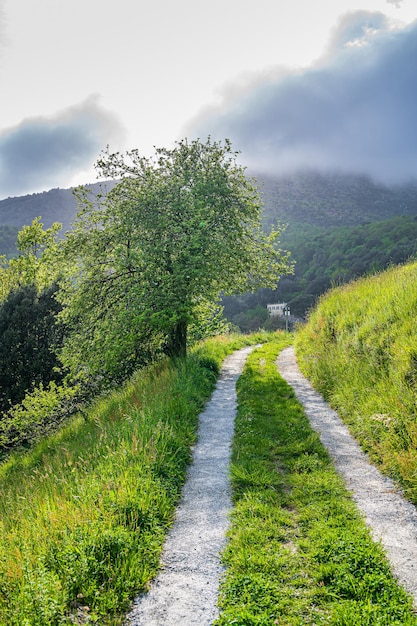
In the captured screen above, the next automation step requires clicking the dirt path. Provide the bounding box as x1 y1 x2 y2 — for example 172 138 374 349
125 344 417 625
278 346 417 605
125 346 255 626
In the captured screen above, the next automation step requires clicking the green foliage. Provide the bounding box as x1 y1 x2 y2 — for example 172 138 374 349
0 334 259 625
260 171 417 230
295 260 417 503
0 283 64 413
223 214 417 324
215 341 416 625
0 381 79 453
58 138 291 386
227 304 270 333
0 218 62 302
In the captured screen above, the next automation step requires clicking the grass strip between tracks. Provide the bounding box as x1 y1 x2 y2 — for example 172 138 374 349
215 338 417 626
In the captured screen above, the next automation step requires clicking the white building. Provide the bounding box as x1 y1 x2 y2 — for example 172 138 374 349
267 303 289 317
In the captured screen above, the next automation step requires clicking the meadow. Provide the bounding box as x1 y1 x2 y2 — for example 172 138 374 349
295 260 417 504
215 339 416 625
0 333 262 625
2 253 417 624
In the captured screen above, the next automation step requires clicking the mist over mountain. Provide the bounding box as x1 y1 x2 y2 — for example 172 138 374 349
1 170 417 239
257 170 417 229
1 169 417 321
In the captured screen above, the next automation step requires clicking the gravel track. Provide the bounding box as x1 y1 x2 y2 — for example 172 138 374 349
278 346 417 605
125 344 417 625
125 346 255 626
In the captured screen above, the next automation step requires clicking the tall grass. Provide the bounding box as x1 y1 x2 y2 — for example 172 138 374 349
0 333 263 625
295 260 417 503
215 339 416 625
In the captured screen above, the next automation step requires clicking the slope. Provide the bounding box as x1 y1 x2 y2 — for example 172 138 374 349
295 260 417 504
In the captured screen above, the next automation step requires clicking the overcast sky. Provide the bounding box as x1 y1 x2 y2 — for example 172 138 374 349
0 0 416 198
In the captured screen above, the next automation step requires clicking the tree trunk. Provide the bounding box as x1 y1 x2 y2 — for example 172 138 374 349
165 319 187 358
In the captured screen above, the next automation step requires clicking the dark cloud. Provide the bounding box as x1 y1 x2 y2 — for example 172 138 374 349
0 96 125 198
188 12 417 184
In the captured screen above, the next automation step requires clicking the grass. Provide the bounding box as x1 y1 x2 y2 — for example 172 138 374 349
295 261 417 503
1 322 415 624
0 332 266 626
214 339 417 625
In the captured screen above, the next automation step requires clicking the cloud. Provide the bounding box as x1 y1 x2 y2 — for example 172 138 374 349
188 12 417 184
0 96 125 197
0 0 6 53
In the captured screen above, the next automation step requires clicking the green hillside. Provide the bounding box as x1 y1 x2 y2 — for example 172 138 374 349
0 181 114 238
222 214 417 325
295 260 417 503
275 214 417 311
2 171 417 320
2 170 417 242
259 170 417 228
0 187 78 233
223 172 417 324
0 225 19 258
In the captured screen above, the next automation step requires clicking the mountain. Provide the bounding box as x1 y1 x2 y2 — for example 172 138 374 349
2 171 417 320
2 170 417 236
0 187 78 233
223 170 417 324
0 181 115 236
256 170 417 229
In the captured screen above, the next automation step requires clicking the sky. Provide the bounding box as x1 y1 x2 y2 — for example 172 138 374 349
0 0 417 198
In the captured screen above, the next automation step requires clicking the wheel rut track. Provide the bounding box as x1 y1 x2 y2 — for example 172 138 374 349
278 345 417 606
125 346 255 626
126 344 417 624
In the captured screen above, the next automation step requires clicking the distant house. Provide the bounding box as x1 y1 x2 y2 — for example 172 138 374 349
267 303 289 317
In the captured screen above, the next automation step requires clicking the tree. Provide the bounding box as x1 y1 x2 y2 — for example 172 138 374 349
0 283 64 412
0 217 62 301
59 138 292 383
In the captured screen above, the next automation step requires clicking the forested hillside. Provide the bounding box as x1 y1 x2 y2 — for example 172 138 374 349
0 225 19 258
0 187 78 233
276 215 417 310
2 170 417 321
259 170 417 228
2 170 416 238
222 213 417 326
0 181 114 238
222 171 417 325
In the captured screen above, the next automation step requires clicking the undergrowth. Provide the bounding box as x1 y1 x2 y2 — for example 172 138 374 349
215 340 416 625
295 261 417 503
0 332 266 625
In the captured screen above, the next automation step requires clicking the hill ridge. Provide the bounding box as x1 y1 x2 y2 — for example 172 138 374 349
2 171 417 235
